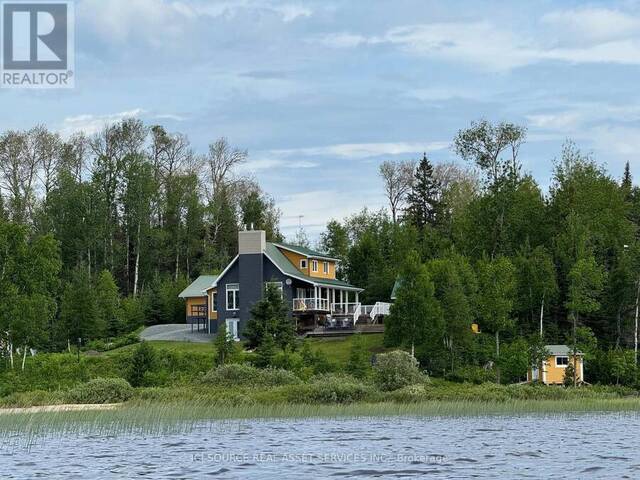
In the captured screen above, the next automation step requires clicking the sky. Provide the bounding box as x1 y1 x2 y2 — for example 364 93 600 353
3 0 640 239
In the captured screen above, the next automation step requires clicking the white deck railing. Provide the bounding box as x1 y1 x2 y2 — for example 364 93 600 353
293 297 330 311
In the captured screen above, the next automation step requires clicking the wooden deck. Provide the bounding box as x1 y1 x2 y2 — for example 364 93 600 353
304 324 385 337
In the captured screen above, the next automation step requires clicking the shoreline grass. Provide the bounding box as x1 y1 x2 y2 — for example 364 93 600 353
2 397 640 442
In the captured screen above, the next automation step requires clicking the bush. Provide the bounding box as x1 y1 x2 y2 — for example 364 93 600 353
201 363 301 387
286 374 376 404
444 366 496 384
128 342 156 387
373 350 425 391
66 378 134 404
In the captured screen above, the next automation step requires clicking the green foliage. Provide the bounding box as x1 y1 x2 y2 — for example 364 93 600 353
563 362 576 387
245 283 294 350
385 251 441 354
128 342 156 387
373 350 425 391
347 334 371 379
66 378 134 404
213 323 238 366
285 374 375 404
59 265 102 342
405 154 442 229
95 270 122 337
201 363 301 387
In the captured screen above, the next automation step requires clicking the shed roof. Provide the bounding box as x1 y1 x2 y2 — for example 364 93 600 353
178 275 218 298
546 344 583 356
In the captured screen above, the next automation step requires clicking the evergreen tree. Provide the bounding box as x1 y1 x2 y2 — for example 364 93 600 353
59 266 102 342
244 283 294 350
347 334 371 378
95 270 122 337
622 161 633 201
128 341 156 387
405 154 441 229
213 323 237 366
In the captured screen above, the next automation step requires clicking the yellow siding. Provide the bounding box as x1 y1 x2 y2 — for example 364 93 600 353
186 297 207 317
529 355 584 384
309 259 336 279
278 247 337 279
281 249 310 275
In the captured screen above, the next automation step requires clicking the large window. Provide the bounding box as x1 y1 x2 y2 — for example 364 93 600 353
265 281 283 299
226 283 239 311
312 260 318 272
323 262 329 274
556 356 569 367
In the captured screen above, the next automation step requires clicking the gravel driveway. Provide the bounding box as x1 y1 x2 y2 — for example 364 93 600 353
139 324 215 343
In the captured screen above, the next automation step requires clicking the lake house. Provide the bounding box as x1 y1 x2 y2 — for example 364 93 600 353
527 344 584 385
178 230 391 339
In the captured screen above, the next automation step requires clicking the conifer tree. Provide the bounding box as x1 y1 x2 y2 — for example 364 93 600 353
405 153 441 229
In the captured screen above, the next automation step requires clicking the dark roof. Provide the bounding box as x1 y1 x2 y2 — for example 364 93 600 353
272 242 339 261
178 275 218 298
265 243 361 291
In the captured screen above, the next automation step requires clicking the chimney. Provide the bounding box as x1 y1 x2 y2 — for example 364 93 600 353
238 229 266 254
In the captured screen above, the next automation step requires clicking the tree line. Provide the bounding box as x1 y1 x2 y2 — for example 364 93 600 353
0 120 281 358
3 117 640 385
318 120 640 384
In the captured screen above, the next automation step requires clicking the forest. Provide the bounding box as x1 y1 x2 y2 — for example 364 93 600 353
1 118 640 385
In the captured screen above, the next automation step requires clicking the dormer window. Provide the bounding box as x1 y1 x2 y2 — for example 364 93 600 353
300 259 308 269
312 260 318 272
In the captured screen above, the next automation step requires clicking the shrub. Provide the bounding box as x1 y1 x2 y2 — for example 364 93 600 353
373 350 425 391
271 348 304 372
201 363 301 387
286 375 376 404
444 366 496 384
66 378 134 404
347 334 371 379
128 342 156 387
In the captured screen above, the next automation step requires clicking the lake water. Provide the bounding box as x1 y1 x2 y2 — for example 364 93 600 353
2 413 640 478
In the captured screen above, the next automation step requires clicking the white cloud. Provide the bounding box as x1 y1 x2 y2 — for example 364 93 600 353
526 112 583 131
240 157 319 172
541 8 640 45
79 0 312 47
58 108 145 137
315 8 640 70
272 141 448 159
313 32 368 48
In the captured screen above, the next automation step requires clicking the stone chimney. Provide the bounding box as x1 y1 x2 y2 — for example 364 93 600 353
238 229 266 254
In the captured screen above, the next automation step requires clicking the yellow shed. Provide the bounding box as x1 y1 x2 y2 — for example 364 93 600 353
527 344 584 385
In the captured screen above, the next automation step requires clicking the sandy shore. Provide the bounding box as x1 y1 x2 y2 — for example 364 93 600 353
0 404 121 415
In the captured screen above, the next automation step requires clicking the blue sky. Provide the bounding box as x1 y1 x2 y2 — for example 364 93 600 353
3 0 640 238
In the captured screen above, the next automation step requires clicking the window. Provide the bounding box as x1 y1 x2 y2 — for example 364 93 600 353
226 283 239 311
265 281 283 299
300 259 308 269
323 261 329 274
211 291 218 312
312 260 318 272
556 356 569 367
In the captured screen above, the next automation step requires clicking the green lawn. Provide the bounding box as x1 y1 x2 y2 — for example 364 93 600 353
103 340 215 356
104 333 386 362
308 334 385 363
